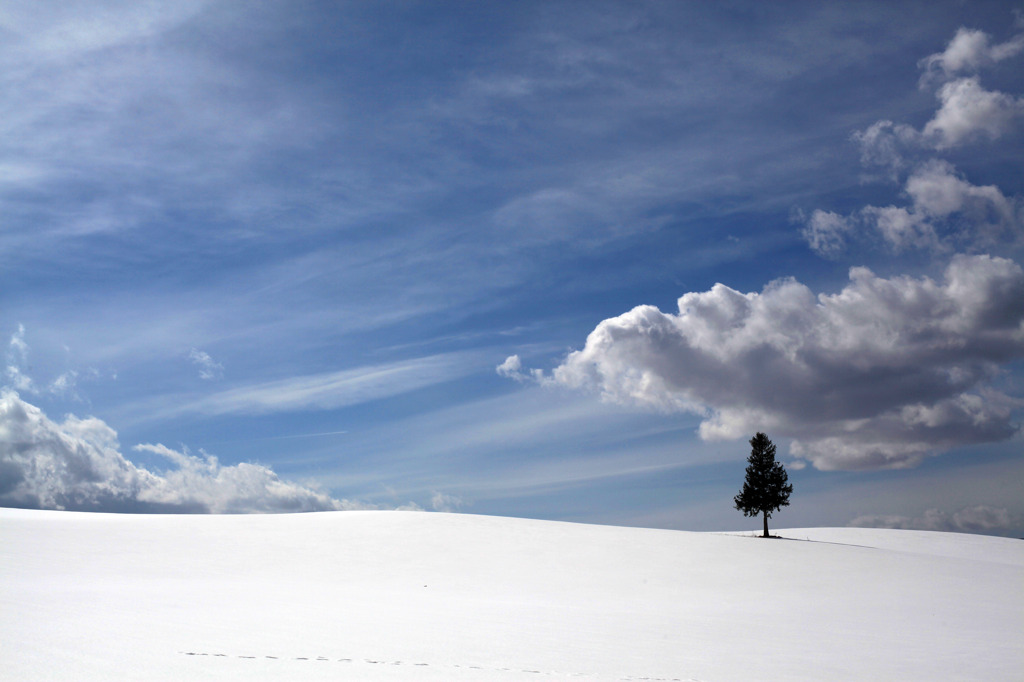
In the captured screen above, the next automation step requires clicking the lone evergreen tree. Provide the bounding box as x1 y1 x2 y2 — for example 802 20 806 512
734 432 792 538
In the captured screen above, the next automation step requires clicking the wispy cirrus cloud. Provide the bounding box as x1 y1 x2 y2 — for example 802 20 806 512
188 348 223 381
3 325 98 400
4 324 34 393
430 491 465 513
303 382 705 510
0 0 344 268
0 1 210 58
174 352 480 418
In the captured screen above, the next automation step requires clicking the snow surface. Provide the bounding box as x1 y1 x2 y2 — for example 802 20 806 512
2 508 1021 681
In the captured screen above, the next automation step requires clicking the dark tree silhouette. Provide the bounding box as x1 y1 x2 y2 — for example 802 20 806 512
734 432 793 538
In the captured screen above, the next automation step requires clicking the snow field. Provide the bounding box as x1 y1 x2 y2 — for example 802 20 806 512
2 508 1021 681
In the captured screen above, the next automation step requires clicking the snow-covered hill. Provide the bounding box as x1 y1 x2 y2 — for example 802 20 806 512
2 508 1021 681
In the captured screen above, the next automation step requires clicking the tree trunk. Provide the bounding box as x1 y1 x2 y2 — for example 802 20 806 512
762 511 769 538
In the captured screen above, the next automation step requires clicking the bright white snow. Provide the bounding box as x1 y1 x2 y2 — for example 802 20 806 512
2 508 1021 681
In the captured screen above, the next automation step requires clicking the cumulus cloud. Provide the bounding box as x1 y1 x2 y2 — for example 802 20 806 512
805 160 1020 257
918 28 1024 86
535 254 1024 470
851 120 922 178
850 505 1019 535
877 160 1016 251
496 354 546 383
130 443 347 513
851 77 1024 173
860 206 939 252
856 27 1024 166
801 210 855 258
188 347 224 380
827 24 1023 259
904 160 1013 222
923 77 1024 149
825 22 1024 258
828 29 1023 259
496 354 525 379
0 390 352 513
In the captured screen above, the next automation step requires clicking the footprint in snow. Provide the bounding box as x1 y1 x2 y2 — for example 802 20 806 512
180 649 693 681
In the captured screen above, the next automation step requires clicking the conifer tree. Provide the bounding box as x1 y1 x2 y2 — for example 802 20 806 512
734 432 793 538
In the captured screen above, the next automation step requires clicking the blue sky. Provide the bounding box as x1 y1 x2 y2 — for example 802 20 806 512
2 1 1023 535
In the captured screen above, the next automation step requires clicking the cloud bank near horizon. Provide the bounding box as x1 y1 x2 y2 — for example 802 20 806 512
0 390 363 513
0 325 476 514
850 505 1020 535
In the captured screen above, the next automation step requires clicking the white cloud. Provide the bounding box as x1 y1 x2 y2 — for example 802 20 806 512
852 80 1022 172
496 354 525 379
0 390 352 513
850 505 1019 534
7 323 29 359
860 206 939 252
188 348 224 380
904 160 1011 220
851 120 922 178
827 26 1024 259
130 443 345 514
850 39 1022 180
896 160 1018 250
923 77 1024 149
0 1 210 59
496 354 546 383
805 160 1020 255
4 324 35 393
430 491 465 513
177 353 474 417
540 255 1024 470
918 28 1024 86
841 24 1024 229
3 326 104 400
801 210 855 258
48 370 79 397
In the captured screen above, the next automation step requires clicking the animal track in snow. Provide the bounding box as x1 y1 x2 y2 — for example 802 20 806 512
179 650 689 680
